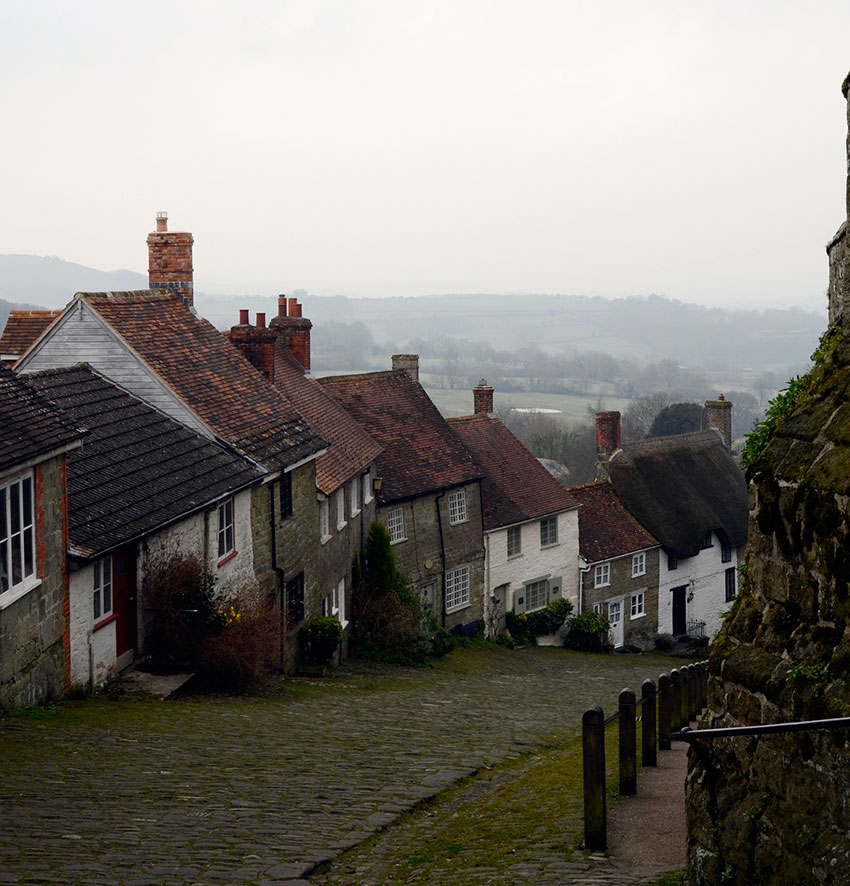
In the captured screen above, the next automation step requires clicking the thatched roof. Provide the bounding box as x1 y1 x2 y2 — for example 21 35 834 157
608 430 747 560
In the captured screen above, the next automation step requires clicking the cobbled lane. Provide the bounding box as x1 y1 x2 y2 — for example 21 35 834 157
0 646 677 885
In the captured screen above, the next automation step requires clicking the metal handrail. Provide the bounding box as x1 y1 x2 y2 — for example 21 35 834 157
677 716 850 741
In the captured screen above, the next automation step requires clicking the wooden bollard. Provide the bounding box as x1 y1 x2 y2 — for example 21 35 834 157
670 669 682 734
658 673 672 751
619 688 637 796
583 706 607 851
641 678 657 767
680 666 690 728
688 663 698 720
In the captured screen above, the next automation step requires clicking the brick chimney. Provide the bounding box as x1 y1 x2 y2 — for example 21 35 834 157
392 354 419 382
595 411 621 481
473 379 494 416
705 393 733 450
147 212 194 307
228 311 278 383
269 295 312 372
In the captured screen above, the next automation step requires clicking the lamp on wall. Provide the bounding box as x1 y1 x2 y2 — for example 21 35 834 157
373 476 383 493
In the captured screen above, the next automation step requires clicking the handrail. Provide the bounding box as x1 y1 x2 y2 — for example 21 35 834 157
677 716 850 741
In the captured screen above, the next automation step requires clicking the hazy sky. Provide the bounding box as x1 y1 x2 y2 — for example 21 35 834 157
2 1 849 313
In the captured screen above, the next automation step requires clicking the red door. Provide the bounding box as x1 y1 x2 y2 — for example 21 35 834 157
112 546 137 659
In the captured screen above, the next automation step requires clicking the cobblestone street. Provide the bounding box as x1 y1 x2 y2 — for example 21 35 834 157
0 646 680 885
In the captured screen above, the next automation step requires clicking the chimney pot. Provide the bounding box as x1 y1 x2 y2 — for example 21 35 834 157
294 302 303 318
278 295 287 317
155 211 168 232
288 297 298 316
257 312 266 329
239 309 249 325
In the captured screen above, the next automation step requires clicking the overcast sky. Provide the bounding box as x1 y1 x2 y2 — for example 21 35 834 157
2 1 849 313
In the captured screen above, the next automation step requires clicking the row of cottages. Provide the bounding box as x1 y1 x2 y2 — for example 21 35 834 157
577 406 748 648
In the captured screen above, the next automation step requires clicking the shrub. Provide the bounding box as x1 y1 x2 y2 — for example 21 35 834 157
507 598 574 644
301 616 343 666
564 610 610 652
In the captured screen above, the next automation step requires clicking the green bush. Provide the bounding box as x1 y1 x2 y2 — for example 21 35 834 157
527 597 573 636
564 610 610 652
301 616 344 666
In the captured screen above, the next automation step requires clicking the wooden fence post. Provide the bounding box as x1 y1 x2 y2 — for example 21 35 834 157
641 678 657 767
583 706 607 851
658 673 672 751
689 662 698 720
619 689 637 796
681 665 691 728
670 669 681 734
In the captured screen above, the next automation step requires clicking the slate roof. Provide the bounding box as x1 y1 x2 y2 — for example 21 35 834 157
318 370 481 503
567 481 659 564
0 310 61 359
26 365 264 559
0 364 84 473
78 291 326 471
271 347 381 494
447 415 577 530
608 430 748 560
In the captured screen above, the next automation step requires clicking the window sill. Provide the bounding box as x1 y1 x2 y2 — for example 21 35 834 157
94 612 118 633
594 583 611 590
632 572 646 579
390 537 407 546
217 550 237 568
540 542 560 550
446 601 471 614
351 508 361 518
0 576 41 610
320 533 332 545
507 552 523 560
449 519 468 527
630 612 646 621
336 521 347 532
338 618 350 630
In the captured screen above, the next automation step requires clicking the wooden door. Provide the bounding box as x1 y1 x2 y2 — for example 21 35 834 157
672 585 687 636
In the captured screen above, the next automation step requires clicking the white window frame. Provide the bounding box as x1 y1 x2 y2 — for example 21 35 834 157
350 478 360 517
0 471 38 607
386 507 406 544
448 489 468 525
319 497 330 543
93 556 113 623
593 602 605 615
507 525 522 558
335 488 346 531
337 578 347 627
540 515 558 548
524 578 548 613
217 497 235 560
363 472 373 505
594 562 610 588
445 565 471 612
630 591 645 619
632 552 646 578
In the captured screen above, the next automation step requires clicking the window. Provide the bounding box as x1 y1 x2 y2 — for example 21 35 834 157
720 537 732 563
701 531 713 549
319 497 330 542
286 572 304 628
217 498 234 559
594 562 610 588
280 472 293 521
630 591 645 618
337 578 347 626
668 553 678 571
323 584 339 618
507 525 522 558
386 507 406 544
593 602 605 615
448 489 467 525
632 552 646 578
725 567 737 602
0 473 36 599
445 566 470 611
335 488 346 530
92 556 113 622
363 472 373 505
525 579 548 612
350 478 360 516
540 516 558 547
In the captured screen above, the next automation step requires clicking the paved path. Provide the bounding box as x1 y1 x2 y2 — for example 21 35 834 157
0 646 684 885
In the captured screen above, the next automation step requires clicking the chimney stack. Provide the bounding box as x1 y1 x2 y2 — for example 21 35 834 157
705 394 733 450
596 411 621 456
269 294 312 372
827 71 850 326
147 212 194 307
392 354 419 382
228 311 277 383
473 379 494 416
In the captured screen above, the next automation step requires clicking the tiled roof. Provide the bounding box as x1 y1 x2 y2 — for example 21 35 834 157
0 364 83 473
567 481 658 564
609 431 748 560
79 291 326 470
26 366 264 559
272 347 381 494
318 370 481 503
0 310 61 358
448 415 577 530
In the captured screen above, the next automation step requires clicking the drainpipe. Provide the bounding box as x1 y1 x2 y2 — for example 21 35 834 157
435 491 447 628
269 482 286 669
579 560 591 613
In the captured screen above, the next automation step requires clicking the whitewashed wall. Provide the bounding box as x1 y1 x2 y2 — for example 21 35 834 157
484 508 580 633
657 533 742 639
69 564 116 688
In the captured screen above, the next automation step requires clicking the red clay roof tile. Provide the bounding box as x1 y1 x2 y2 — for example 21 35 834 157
0 310 61 359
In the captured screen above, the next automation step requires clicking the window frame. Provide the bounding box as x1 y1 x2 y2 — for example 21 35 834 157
217 497 235 561
279 471 293 521
92 556 113 623
350 477 360 517
539 515 558 548
524 578 548 613
0 471 37 605
631 552 646 578
725 566 737 602
363 472 373 505
594 562 611 588
286 572 305 629
445 565 471 612
630 590 645 619
701 531 714 549
319 497 330 543
386 507 406 544
720 537 732 564
447 489 468 525
335 487 346 531
507 525 522 558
